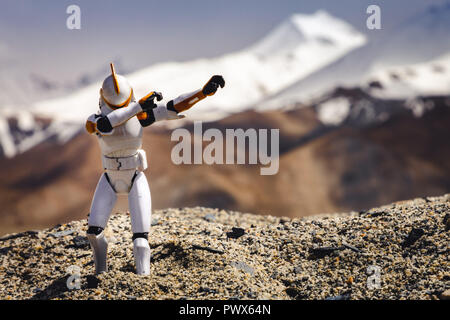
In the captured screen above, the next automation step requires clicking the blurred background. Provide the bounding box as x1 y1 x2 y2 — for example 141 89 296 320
0 0 449 235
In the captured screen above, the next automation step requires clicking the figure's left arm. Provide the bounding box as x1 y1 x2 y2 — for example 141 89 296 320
137 75 225 127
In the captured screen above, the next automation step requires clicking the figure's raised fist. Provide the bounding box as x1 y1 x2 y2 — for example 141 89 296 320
202 75 225 96
154 91 163 101
139 91 163 110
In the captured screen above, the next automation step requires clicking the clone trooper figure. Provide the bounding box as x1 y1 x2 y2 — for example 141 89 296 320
85 63 225 275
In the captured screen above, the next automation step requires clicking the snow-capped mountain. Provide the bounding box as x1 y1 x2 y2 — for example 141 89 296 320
28 10 365 123
5 2 450 158
261 2 450 109
365 53 450 100
0 10 366 158
312 53 450 128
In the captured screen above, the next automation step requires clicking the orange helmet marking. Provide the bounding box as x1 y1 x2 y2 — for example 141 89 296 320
110 62 120 94
101 88 134 109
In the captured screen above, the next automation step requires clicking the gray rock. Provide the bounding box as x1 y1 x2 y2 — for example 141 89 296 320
226 227 245 239
50 229 75 238
203 214 216 222
72 236 89 248
325 292 351 300
343 242 363 253
231 261 254 276
402 228 425 248
309 246 344 258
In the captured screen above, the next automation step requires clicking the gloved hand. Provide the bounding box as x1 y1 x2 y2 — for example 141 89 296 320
202 75 225 96
139 91 163 111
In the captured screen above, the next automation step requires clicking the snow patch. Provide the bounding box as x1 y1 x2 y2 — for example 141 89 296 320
0 118 17 158
367 52 450 99
317 97 350 125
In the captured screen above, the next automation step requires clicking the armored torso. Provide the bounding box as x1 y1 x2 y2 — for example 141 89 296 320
97 104 143 158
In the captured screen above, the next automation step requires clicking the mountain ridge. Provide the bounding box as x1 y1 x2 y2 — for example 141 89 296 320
0 87 448 235
260 2 450 109
0 10 367 158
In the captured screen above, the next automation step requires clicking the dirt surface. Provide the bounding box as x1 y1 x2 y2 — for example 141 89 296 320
0 194 448 300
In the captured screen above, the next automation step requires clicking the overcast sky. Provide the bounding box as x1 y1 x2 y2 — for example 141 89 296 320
0 0 447 82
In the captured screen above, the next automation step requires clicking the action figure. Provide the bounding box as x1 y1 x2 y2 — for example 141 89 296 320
85 63 225 275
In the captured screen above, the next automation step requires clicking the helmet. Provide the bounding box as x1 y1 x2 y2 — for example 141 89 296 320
100 63 134 109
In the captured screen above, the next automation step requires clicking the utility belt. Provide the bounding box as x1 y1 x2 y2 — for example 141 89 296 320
102 149 148 171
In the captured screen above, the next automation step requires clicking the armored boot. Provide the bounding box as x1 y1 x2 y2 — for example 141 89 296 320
87 227 108 274
133 237 151 275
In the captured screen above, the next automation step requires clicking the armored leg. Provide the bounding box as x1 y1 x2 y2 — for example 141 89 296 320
87 173 117 274
128 172 151 275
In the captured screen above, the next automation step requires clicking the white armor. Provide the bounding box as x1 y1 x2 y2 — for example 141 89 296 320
87 99 153 274
85 63 225 275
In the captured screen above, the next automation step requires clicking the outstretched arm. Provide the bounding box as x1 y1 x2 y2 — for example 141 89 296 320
137 75 225 127
136 91 181 127
167 75 225 113
85 101 144 135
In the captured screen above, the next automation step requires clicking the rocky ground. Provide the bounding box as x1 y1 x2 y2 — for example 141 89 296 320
0 194 449 300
